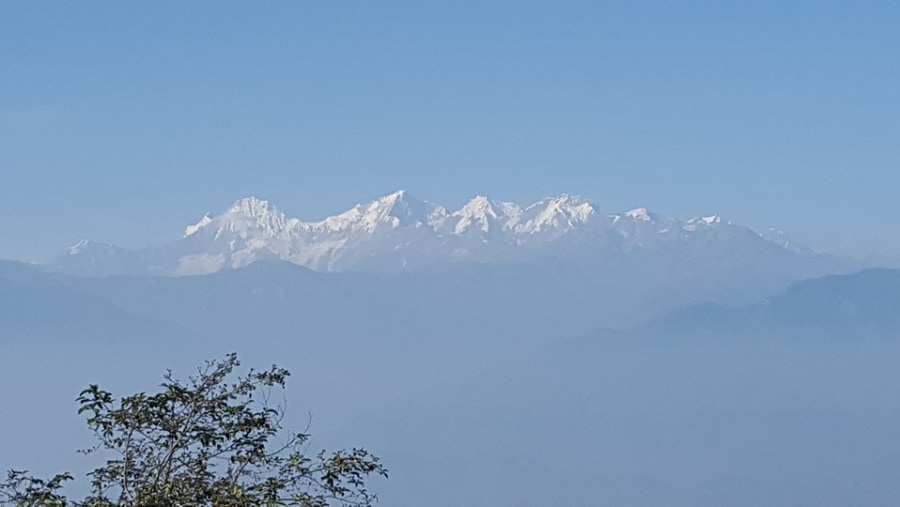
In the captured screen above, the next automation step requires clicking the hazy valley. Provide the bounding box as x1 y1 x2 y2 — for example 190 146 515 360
3 194 900 505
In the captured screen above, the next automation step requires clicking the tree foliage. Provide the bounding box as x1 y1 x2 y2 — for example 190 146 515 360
1 354 387 506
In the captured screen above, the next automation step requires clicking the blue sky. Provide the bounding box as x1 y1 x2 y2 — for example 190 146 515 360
1 1 898 261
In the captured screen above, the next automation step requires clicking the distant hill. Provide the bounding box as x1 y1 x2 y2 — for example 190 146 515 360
0 261 181 342
589 268 900 342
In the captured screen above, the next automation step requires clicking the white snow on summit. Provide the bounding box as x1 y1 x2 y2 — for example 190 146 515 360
683 214 723 231
451 196 522 235
58 190 817 276
67 239 99 255
624 208 651 222
184 214 213 237
513 194 595 234
314 190 446 233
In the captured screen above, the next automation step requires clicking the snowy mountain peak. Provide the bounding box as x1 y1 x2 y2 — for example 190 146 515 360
381 188 409 202
460 195 493 213
514 194 595 233
184 213 213 238
372 189 431 220
547 194 594 214
461 196 516 217
52 190 821 277
184 196 291 240
625 208 651 221
452 196 521 234
68 239 91 255
66 239 114 255
319 190 444 233
229 196 277 218
683 214 722 230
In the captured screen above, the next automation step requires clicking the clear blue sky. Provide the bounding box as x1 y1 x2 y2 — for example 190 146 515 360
1 1 898 261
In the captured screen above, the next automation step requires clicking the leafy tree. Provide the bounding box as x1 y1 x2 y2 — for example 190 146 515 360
1 353 387 506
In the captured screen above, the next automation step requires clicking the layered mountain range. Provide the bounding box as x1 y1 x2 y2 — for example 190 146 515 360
5 191 897 506
51 190 838 280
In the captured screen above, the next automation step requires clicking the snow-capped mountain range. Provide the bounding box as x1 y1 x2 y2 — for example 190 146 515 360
52 190 823 277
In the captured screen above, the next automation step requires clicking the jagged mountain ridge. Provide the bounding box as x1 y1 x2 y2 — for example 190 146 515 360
182 190 601 239
53 189 826 277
